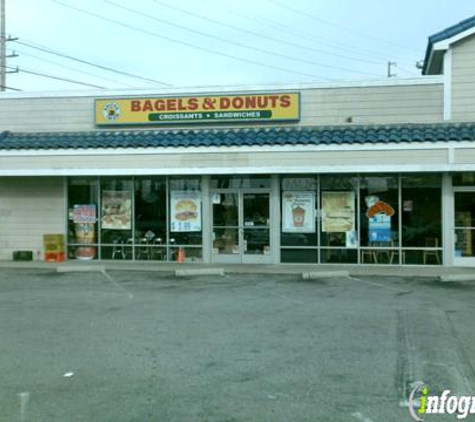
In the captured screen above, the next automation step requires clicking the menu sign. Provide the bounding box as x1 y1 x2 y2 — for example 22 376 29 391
170 191 202 232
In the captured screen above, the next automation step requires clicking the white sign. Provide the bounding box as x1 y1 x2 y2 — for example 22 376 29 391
282 191 315 233
170 191 202 232
322 191 355 233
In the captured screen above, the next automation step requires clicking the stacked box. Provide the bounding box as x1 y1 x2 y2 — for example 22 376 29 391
43 234 65 262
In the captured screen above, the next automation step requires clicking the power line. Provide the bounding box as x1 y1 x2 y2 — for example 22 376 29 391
3 64 107 89
151 0 382 66
103 0 383 77
14 39 172 87
0 84 21 91
269 0 419 53
206 0 417 65
50 0 326 81
10 48 139 88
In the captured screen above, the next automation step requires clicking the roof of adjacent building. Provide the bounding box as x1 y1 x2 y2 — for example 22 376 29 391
423 14 475 75
0 123 474 151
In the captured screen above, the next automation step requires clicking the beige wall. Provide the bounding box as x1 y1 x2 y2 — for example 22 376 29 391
451 34 475 121
0 147 454 175
0 81 444 133
0 177 65 260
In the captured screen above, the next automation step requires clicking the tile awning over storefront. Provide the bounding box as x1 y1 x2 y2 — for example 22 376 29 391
1 123 475 151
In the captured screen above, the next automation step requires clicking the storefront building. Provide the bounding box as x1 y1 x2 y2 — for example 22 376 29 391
1 16 475 266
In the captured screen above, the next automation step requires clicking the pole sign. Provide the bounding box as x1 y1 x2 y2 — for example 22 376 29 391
95 93 300 126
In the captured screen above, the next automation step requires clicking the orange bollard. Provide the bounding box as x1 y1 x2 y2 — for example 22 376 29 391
177 247 185 263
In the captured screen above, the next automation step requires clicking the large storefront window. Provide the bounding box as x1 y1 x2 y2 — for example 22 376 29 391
169 177 202 262
67 177 203 262
100 178 134 260
321 175 358 264
67 178 99 260
401 174 442 264
279 173 443 265
280 176 318 263
359 175 399 264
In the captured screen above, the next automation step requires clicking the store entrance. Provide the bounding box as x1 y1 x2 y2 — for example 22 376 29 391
454 190 475 266
211 189 272 263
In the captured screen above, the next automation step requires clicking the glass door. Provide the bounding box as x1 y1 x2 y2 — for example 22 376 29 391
211 190 271 263
454 191 475 265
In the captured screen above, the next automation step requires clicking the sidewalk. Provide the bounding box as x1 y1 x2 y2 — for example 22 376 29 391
0 259 473 278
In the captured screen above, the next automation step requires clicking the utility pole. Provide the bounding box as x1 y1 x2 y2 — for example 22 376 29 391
1 0 6 91
387 61 397 78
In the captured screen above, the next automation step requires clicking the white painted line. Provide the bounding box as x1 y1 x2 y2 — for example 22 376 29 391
100 270 134 299
19 392 30 422
175 268 224 277
351 277 411 294
352 412 375 422
439 274 475 282
302 271 349 280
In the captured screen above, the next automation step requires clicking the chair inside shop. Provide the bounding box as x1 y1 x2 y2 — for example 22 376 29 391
423 237 440 264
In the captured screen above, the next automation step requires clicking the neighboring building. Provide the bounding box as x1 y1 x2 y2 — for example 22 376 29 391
1 16 475 266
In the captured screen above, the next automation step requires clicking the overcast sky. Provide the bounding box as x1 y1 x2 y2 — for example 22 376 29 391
4 0 475 93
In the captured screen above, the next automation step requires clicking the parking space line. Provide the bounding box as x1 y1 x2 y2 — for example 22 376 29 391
350 277 411 294
351 412 375 422
19 391 30 422
100 270 134 299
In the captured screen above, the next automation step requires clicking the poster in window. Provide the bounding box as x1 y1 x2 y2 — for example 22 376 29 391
322 191 355 232
101 191 132 230
170 191 202 232
368 214 392 242
73 204 96 224
282 191 315 233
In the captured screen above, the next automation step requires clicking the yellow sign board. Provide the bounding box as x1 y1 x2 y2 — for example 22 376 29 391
95 93 300 126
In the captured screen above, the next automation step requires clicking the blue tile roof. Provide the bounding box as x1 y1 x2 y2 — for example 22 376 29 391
0 123 474 151
423 14 475 75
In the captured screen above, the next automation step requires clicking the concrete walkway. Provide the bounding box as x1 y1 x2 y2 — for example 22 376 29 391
0 260 473 278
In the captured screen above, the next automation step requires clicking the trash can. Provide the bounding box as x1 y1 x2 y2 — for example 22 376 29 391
43 234 65 262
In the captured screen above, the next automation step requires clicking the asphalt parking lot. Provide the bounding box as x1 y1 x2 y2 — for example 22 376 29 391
0 268 474 421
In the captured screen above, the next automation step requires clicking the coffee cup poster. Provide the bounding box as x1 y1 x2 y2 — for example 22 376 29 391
282 192 315 233
170 191 202 232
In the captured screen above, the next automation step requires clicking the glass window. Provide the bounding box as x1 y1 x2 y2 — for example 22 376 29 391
211 175 270 189
321 175 358 253
453 172 475 186
359 175 398 248
134 177 167 261
169 177 203 250
67 178 99 260
401 174 442 248
280 176 318 264
100 178 134 259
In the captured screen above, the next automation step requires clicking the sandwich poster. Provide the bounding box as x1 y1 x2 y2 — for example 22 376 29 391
282 191 315 233
101 191 132 230
170 191 202 232
322 191 355 233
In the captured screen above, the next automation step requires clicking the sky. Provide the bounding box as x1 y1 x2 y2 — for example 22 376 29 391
3 0 475 93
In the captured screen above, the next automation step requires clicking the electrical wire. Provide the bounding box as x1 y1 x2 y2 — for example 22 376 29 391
102 0 384 77
269 0 420 53
0 85 22 91
3 64 107 89
9 48 139 88
206 0 418 65
50 0 327 81
14 39 172 87
150 0 382 66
